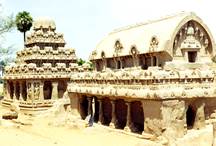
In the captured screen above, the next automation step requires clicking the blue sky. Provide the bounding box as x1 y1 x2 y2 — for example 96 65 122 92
1 0 216 60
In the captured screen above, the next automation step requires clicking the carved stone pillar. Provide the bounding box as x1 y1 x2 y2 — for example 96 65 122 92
151 56 153 66
98 99 103 124
124 101 131 132
87 97 92 116
26 83 30 101
141 101 145 135
5 81 10 99
19 82 23 101
102 59 107 71
155 57 158 66
184 51 188 62
39 81 44 101
51 82 58 100
109 100 116 128
193 103 206 130
69 93 80 117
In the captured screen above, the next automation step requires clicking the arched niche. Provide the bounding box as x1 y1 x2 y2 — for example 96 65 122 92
173 20 213 62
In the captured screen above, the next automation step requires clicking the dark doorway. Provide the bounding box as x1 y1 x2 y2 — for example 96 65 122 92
188 51 197 63
43 81 52 100
115 99 127 129
58 81 67 98
153 56 157 66
117 60 121 69
141 57 148 70
79 96 88 120
15 82 20 100
94 97 99 123
186 105 196 129
22 82 27 101
131 101 144 134
9 82 14 99
102 98 112 125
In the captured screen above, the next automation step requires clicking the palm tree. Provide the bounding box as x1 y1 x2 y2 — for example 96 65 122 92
15 11 33 44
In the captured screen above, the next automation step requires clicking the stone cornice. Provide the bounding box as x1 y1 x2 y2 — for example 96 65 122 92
67 68 216 99
68 82 216 100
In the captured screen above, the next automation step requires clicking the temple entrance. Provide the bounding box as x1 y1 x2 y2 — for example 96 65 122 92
9 82 14 99
188 51 197 63
145 57 151 69
15 82 20 100
79 96 88 120
22 82 27 101
58 81 67 98
117 60 121 69
94 97 99 123
186 105 196 129
102 98 112 125
43 81 52 99
131 101 144 134
115 99 127 129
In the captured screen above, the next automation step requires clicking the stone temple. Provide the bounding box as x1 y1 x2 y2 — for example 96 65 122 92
2 12 216 144
2 18 78 112
67 12 216 139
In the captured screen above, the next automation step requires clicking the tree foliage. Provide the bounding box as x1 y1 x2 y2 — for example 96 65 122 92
0 9 15 67
77 58 93 70
77 58 86 66
15 11 33 43
0 46 15 66
0 14 14 35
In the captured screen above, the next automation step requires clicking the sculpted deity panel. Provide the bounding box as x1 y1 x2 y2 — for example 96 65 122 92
173 21 212 57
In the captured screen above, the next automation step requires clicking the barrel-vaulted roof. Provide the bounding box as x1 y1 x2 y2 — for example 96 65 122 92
89 12 215 60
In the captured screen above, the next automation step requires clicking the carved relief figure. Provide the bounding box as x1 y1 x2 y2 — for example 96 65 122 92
34 82 40 100
149 36 159 52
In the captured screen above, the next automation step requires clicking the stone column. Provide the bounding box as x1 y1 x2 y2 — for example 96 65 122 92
184 51 188 62
124 101 131 132
19 82 23 101
141 101 145 135
5 81 10 99
39 81 44 101
156 57 158 66
87 97 92 116
161 100 185 138
109 100 116 128
26 82 30 101
102 59 107 71
98 99 103 124
69 93 80 117
193 103 206 130
52 82 58 100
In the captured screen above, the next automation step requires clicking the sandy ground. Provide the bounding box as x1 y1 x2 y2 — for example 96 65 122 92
0 88 157 146
0 105 158 146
